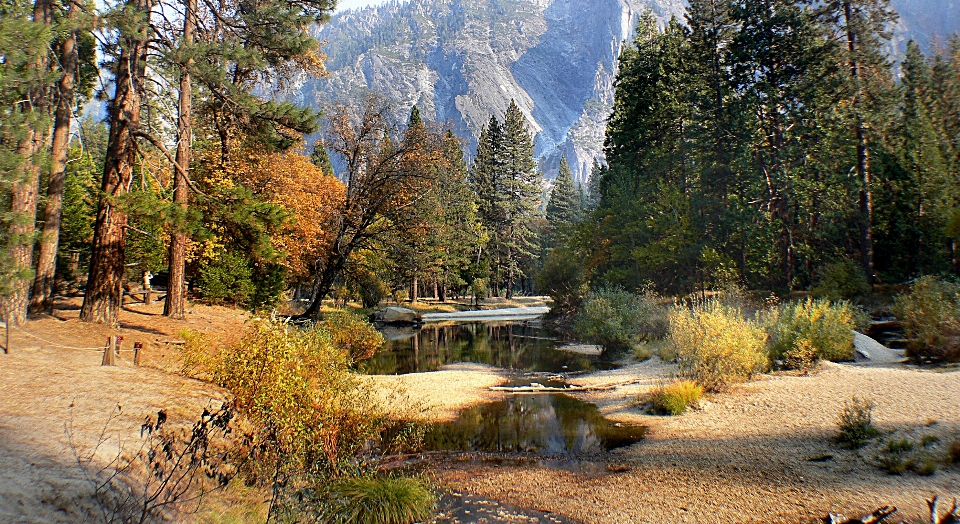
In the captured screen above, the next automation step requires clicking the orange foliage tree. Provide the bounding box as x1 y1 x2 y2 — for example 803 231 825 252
230 151 346 283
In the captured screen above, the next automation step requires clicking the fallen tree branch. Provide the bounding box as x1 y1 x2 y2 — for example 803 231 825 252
490 383 618 393
825 506 898 524
929 496 960 524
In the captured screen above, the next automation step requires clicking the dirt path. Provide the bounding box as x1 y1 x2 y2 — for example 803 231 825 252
0 300 244 523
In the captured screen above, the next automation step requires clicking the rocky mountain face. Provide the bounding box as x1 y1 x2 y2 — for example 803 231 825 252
290 0 959 185
293 0 685 185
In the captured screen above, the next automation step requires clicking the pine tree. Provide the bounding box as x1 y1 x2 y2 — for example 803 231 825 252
80 0 154 324
0 0 58 325
310 140 335 177
29 0 92 314
470 116 504 292
499 100 542 298
544 154 581 247
817 0 899 285
898 40 951 270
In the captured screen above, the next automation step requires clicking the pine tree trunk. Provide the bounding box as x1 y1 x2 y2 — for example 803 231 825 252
2 137 43 326
505 243 514 300
80 0 152 324
844 1 875 286
411 277 418 303
30 0 80 315
164 0 195 319
1 0 54 325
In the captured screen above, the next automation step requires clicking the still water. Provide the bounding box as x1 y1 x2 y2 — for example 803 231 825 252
424 393 647 455
360 321 621 375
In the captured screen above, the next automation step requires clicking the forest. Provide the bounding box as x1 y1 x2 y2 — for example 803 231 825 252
1 0 960 325
578 0 960 299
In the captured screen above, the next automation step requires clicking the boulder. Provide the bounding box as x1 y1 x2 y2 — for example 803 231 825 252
374 306 422 325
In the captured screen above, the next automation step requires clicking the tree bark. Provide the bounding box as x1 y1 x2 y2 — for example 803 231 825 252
844 1 875 286
1 0 54 325
164 0 196 319
80 0 152 324
30 0 81 315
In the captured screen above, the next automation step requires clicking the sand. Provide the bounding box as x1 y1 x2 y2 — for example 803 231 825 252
434 359 960 523
4 303 959 524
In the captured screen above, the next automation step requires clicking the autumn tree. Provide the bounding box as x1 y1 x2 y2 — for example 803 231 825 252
301 97 447 319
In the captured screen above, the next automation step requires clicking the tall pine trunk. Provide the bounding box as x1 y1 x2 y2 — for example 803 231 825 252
164 0 196 319
2 0 53 325
844 1 875 286
80 0 152 324
30 0 80 315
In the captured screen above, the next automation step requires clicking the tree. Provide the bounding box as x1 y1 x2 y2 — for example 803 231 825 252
495 100 542 299
0 0 58 325
80 0 336 323
79 0 153 324
817 0 899 285
311 140 335 177
544 154 582 247
301 97 447 319
29 0 94 314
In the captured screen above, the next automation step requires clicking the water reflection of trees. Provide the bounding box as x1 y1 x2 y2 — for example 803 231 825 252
424 394 646 455
362 322 610 374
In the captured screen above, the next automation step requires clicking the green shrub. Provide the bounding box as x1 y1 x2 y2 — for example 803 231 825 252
768 298 858 369
574 287 668 351
324 309 385 363
668 301 769 392
196 251 256 306
323 476 435 524
811 259 870 301
921 434 940 447
837 396 880 448
886 438 914 454
877 453 908 475
949 439 960 463
648 380 703 416
535 247 588 313
915 456 938 476
633 340 657 361
249 262 286 311
893 276 960 361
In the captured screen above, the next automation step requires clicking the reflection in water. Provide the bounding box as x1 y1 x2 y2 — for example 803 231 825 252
361 322 620 375
425 394 646 455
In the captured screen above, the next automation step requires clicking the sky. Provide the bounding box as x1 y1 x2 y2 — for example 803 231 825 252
336 0 392 12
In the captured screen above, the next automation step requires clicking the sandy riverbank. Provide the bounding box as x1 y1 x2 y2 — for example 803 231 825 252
419 358 960 523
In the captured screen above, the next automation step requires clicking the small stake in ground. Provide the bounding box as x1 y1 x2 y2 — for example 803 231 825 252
3 312 10 354
133 341 142 366
102 336 117 366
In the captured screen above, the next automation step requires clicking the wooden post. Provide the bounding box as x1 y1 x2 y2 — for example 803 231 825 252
145 289 153 305
102 336 116 366
3 312 10 354
133 341 142 366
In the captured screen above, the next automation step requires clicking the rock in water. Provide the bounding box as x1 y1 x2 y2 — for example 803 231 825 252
375 307 423 325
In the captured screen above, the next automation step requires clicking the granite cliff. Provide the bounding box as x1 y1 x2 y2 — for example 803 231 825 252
290 0 959 184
